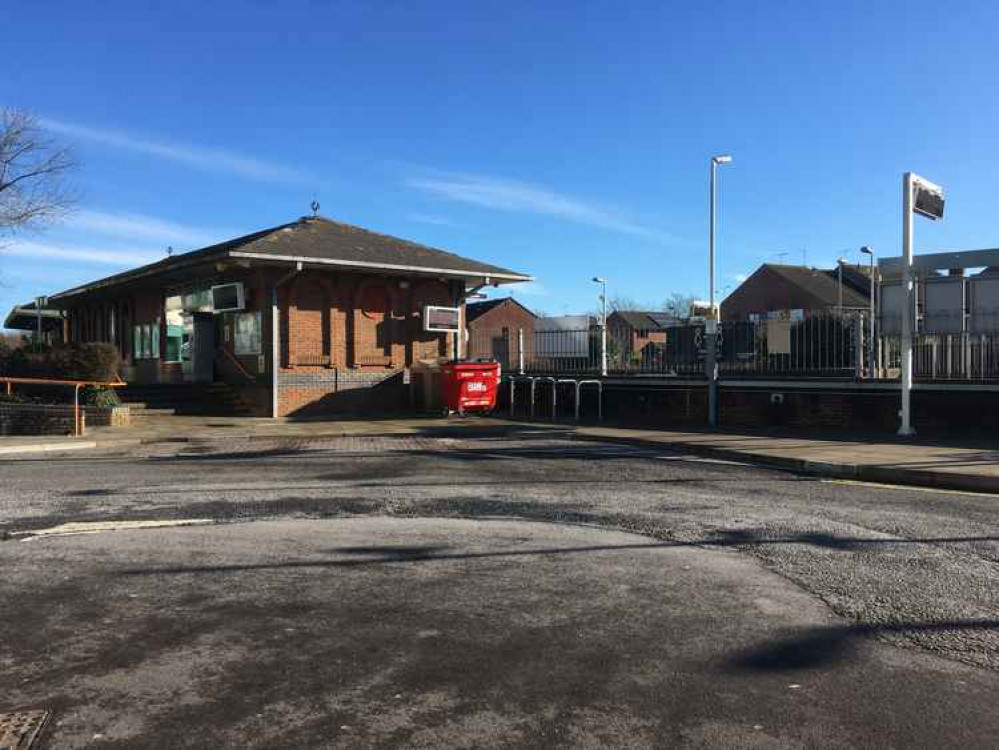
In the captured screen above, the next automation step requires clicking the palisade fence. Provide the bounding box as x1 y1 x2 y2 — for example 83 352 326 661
466 311 999 382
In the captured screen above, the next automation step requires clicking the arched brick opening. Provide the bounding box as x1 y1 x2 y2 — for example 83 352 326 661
352 278 393 367
288 277 331 367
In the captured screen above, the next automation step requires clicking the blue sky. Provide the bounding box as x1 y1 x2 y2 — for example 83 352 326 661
3 0 998 321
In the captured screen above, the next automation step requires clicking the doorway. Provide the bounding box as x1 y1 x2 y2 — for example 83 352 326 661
180 312 215 382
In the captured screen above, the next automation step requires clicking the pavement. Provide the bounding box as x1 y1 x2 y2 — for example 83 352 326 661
0 436 96 455
4 412 998 493
573 424 999 494
1 433 997 748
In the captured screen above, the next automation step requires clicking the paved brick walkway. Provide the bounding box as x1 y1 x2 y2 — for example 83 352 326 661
5 414 998 493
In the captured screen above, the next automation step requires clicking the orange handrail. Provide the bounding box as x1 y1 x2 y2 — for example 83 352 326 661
219 347 257 383
0 376 126 388
1 376 128 437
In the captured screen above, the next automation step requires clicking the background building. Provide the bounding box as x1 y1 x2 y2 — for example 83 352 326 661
721 263 869 321
465 297 536 369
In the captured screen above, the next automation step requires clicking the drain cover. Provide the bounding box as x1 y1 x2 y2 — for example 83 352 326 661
0 710 49 750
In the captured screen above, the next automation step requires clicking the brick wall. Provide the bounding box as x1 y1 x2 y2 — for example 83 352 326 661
59 266 467 416
602 385 708 426
467 301 535 367
273 271 460 416
277 370 409 416
0 404 78 436
590 381 999 434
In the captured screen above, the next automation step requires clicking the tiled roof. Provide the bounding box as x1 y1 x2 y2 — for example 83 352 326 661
766 264 869 308
49 216 530 301
465 297 536 323
611 310 678 330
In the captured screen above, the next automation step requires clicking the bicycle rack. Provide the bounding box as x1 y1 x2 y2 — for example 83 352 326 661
506 376 537 419
575 379 603 421
536 377 558 421
506 376 602 423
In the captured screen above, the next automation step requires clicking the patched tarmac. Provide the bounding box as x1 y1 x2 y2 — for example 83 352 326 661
3 516 998 749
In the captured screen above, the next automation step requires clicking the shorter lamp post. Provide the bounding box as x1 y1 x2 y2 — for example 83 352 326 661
860 246 875 377
593 277 608 377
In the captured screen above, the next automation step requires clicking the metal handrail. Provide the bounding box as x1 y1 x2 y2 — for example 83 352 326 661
1 376 127 437
219 347 257 383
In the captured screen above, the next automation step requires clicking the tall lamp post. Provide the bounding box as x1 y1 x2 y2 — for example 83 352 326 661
593 277 608 377
860 246 875 377
708 154 732 427
836 258 846 314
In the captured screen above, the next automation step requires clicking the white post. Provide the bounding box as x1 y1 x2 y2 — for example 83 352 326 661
600 281 608 377
705 155 732 427
855 314 864 379
838 263 843 314
271 289 280 418
869 255 876 377
899 172 916 436
517 328 525 375
707 161 718 426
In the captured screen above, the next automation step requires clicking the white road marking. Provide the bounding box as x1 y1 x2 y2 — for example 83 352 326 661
16 518 215 541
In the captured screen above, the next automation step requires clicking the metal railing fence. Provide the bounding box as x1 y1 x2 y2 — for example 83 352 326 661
466 311 999 382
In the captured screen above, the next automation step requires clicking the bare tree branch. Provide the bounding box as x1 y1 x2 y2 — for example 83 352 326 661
0 109 78 235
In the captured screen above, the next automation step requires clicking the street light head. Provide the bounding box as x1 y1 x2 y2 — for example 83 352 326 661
860 246 874 256
712 154 733 165
592 277 606 283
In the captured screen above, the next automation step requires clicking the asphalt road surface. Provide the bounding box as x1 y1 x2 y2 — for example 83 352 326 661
1 428 997 749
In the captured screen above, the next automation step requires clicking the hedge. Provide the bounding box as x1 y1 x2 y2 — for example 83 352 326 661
0 342 121 382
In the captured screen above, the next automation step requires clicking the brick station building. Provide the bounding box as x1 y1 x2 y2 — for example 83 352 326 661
10 215 530 416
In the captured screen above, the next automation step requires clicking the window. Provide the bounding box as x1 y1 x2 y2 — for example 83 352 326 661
150 322 160 359
234 312 262 355
132 323 160 359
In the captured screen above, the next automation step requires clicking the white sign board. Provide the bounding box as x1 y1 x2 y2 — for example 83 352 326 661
424 305 461 333
879 281 907 334
923 278 966 334
970 276 999 334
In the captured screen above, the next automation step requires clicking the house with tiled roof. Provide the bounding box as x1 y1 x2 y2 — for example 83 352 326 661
720 263 869 321
464 297 536 368
607 310 681 362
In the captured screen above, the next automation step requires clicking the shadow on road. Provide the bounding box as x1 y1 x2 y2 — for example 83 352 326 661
114 528 999 577
732 619 999 672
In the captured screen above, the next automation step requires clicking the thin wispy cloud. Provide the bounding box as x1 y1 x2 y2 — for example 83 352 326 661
405 170 668 241
406 213 464 228
508 280 548 297
41 117 311 185
2 240 161 266
72 210 227 248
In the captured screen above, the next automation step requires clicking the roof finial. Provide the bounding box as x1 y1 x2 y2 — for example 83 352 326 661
310 199 320 218
166 245 173 256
